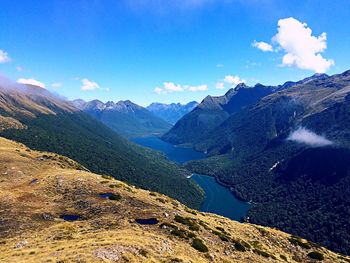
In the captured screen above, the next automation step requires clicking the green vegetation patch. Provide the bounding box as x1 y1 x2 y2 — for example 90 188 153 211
174 215 200 231
108 193 122 201
191 238 208 252
253 249 275 259
307 251 324 261
288 235 311 249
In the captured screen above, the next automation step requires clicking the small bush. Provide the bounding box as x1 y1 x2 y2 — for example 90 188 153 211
108 193 121 201
174 215 200 231
288 237 311 249
280 255 287 261
253 249 273 258
307 251 324 261
234 241 246 252
255 226 268 236
156 198 166 204
187 232 196 238
170 229 188 239
212 230 230 242
139 249 148 257
160 222 178 229
191 238 208 252
149 192 157 196
185 208 197 215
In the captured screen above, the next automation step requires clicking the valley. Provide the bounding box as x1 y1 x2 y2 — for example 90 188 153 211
132 136 250 221
0 136 347 262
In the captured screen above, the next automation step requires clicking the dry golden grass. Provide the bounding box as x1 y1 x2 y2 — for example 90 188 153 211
0 137 348 263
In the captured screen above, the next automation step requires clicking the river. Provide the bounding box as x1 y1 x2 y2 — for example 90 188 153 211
131 136 249 221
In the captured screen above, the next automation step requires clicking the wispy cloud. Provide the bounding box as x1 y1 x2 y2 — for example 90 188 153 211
216 63 224 68
51 82 62 88
253 17 334 73
215 82 225 89
287 127 333 147
0 49 11 63
252 40 273 52
215 74 245 90
154 81 208 94
17 78 46 89
81 78 100 91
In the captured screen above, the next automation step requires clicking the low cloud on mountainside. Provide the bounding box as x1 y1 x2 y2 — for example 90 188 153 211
287 127 333 147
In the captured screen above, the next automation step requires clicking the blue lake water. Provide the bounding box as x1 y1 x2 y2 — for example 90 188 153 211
132 136 206 164
191 174 249 221
131 136 249 221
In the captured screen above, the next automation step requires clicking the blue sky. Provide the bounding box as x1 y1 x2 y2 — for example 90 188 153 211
0 0 349 106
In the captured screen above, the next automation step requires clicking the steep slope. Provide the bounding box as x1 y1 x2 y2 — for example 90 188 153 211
0 137 347 263
0 78 203 208
186 70 350 254
162 83 275 145
72 99 172 138
147 101 198 124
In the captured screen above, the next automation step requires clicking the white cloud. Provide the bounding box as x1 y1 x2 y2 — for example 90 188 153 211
273 17 334 73
154 82 208 94
216 82 225 89
16 66 23 72
186 84 208 92
224 75 245 86
154 87 164 95
254 17 334 73
51 82 62 88
164 82 184 92
81 78 100 91
287 127 333 147
216 63 224 68
252 40 273 52
17 78 46 89
0 49 11 63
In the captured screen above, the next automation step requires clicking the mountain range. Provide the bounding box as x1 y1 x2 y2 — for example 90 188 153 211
172 70 350 255
72 99 172 138
0 76 203 208
147 101 198 124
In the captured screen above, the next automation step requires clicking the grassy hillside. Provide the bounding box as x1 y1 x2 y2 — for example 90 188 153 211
0 136 347 263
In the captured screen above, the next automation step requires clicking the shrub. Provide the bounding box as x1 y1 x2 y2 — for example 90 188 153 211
307 251 324 261
212 230 230 242
187 232 196 238
288 237 311 249
234 241 246 252
170 229 188 239
280 255 287 261
156 198 166 203
108 193 121 201
160 222 178 230
191 238 208 252
174 215 200 231
253 249 272 258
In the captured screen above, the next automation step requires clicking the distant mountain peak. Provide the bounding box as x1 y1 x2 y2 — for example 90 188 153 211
234 83 249 90
147 101 199 124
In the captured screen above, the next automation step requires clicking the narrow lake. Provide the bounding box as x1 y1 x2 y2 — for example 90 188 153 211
131 136 249 221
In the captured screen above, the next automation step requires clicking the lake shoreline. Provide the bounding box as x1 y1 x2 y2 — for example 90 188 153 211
132 136 250 221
